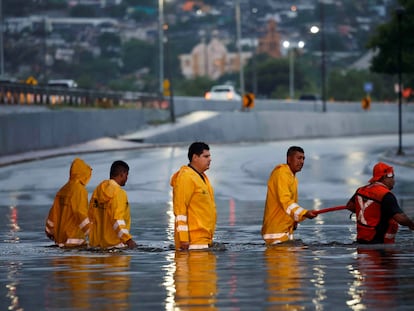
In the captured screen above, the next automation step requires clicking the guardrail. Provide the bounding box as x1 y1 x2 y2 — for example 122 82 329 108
0 82 166 109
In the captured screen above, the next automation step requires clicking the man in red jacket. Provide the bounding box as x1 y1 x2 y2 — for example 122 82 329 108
347 162 414 244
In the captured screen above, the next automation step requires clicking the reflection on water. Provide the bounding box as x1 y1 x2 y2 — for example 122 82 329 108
173 250 217 310
45 254 131 311
348 247 400 310
4 205 22 311
6 205 20 243
6 261 23 311
264 245 306 310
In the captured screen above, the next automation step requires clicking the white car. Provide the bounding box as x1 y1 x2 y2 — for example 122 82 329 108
205 85 241 101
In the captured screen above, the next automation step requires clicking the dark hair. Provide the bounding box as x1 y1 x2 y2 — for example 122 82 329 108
287 146 304 157
110 160 129 178
188 142 209 162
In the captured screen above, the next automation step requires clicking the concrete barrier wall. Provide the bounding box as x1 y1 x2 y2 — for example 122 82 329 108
173 96 414 115
123 110 414 144
0 109 169 156
2 97 414 156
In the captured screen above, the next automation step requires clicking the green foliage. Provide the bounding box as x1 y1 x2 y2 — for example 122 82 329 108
175 77 215 97
81 59 120 86
69 5 97 17
368 0 414 74
243 54 311 99
97 33 121 58
121 40 155 74
327 69 396 101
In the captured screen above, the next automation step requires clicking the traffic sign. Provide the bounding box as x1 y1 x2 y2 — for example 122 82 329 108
26 76 38 85
243 93 255 109
364 82 373 93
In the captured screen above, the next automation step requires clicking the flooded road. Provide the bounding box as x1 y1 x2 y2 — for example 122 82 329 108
1 134 414 310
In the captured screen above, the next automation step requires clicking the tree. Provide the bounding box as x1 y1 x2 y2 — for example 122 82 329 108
327 69 395 101
368 0 414 74
121 39 155 74
97 33 121 58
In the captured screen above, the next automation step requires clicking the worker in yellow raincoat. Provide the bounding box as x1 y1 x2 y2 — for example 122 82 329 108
261 146 317 245
88 160 136 249
45 157 92 248
170 142 216 250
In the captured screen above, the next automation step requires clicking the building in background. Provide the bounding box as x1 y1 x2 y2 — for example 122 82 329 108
257 19 282 58
179 30 252 80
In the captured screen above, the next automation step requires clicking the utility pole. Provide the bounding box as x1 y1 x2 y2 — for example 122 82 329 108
320 0 327 112
396 6 405 155
235 0 245 102
158 0 164 96
0 0 4 76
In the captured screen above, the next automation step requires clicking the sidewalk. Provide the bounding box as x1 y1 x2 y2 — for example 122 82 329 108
380 147 414 168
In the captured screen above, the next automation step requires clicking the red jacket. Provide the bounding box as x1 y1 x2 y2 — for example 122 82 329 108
354 182 398 243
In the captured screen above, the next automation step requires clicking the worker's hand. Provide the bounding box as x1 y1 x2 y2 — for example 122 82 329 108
180 242 190 250
126 239 137 249
305 210 318 219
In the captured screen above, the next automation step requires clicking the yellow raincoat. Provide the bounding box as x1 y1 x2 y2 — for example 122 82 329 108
261 164 308 245
170 165 216 250
45 158 92 247
88 179 132 249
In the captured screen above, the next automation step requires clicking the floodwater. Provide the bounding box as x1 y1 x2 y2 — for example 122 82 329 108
1 134 414 310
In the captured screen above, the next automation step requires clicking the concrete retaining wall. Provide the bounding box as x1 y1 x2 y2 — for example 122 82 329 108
0 108 169 156
121 110 414 144
2 97 414 156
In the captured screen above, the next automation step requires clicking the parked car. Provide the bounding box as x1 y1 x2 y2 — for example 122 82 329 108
299 94 320 101
205 85 241 101
47 79 78 88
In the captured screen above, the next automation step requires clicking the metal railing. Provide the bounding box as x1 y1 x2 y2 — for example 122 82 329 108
0 82 166 109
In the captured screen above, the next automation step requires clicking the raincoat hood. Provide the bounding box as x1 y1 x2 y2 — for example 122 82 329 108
170 165 191 187
93 179 120 203
70 158 92 186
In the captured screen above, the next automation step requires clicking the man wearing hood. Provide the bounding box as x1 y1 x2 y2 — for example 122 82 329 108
88 160 136 249
170 142 216 250
45 157 92 248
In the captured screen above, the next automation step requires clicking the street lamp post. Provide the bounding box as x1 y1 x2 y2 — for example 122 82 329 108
235 0 245 100
320 0 327 112
158 0 164 96
283 40 304 99
0 0 4 76
163 24 175 123
396 6 405 155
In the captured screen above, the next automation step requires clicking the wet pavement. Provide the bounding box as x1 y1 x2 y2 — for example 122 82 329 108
2 133 414 169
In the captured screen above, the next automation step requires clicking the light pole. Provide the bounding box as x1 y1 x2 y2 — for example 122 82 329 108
282 40 304 99
158 0 164 96
396 6 405 155
320 0 327 112
163 23 175 123
235 0 245 100
0 0 4 77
